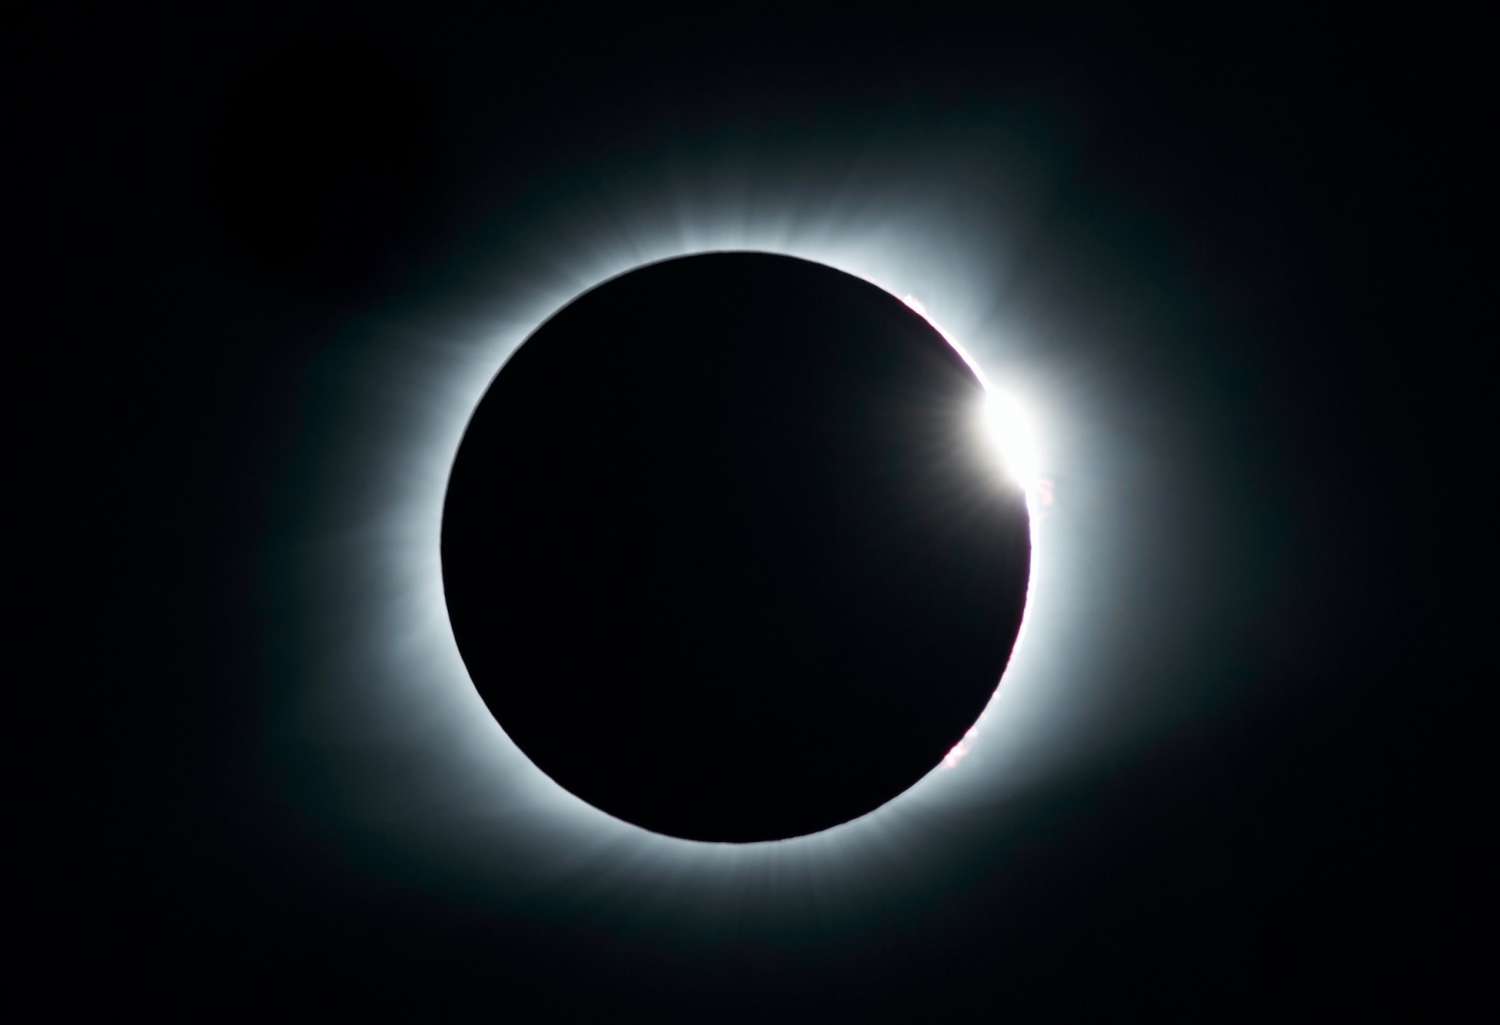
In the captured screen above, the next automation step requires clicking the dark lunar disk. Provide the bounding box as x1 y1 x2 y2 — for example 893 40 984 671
442 253 1030 842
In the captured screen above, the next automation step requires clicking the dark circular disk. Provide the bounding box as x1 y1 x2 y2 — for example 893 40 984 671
441 252 1030 842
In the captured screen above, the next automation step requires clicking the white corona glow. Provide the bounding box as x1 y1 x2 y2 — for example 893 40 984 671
323 203 1072 875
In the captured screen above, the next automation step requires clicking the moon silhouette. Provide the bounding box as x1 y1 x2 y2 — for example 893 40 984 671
441 253 1030 842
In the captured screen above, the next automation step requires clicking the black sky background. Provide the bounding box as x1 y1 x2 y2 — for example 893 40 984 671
20 5 1489 1020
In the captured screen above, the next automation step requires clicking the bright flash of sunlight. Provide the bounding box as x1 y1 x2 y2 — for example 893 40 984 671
978 389 1042 496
